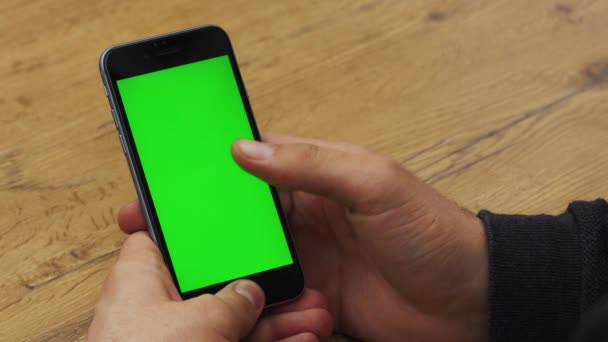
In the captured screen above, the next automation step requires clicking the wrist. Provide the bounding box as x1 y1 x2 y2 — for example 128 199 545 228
455 212 488 342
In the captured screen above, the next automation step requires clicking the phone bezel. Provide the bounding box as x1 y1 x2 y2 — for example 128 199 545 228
99 25 304 304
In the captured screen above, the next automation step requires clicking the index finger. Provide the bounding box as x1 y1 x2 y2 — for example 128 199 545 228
262 132 370 154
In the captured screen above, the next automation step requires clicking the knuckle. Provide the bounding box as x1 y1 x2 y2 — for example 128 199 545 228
191 295 239 335
112 237 166 278
366 157 404 191
374 157 406 185
344 142 370 154
274 142 329 177
123 231 151 248
381 157 405 175
121 233 163 263
298 143 322 159
100 263 125 298
353 157 409 214
143 251 167 275
197 293 224 307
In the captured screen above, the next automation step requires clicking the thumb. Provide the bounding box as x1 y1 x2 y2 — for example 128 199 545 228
232 139 421 214
188 280 265 340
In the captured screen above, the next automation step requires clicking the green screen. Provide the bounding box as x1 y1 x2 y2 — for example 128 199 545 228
116 55 293 292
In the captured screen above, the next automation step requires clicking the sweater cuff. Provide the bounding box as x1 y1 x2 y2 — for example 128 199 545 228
479 209 581 342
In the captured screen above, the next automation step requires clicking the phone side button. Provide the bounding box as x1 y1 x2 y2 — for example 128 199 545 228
118 133 127 154
103 85 109 97
110 109 120 131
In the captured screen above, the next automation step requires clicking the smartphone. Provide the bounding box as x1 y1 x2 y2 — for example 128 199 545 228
99 25 303 304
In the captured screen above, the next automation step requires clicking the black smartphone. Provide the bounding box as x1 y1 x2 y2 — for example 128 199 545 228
99 25 304 304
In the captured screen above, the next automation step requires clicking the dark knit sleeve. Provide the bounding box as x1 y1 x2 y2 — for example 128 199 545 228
479 199 608 342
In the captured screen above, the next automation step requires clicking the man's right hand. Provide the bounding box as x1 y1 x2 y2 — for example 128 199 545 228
120 133 488 341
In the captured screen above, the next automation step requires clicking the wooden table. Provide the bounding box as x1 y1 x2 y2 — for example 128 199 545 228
2 0 608 340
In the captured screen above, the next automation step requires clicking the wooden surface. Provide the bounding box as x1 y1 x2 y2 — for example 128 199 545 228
2 0 608 340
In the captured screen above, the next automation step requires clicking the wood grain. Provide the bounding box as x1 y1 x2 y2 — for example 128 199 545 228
2 0 608 340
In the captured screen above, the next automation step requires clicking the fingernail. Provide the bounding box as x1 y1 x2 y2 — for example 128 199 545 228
235 280 264 309
237 140 273 160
